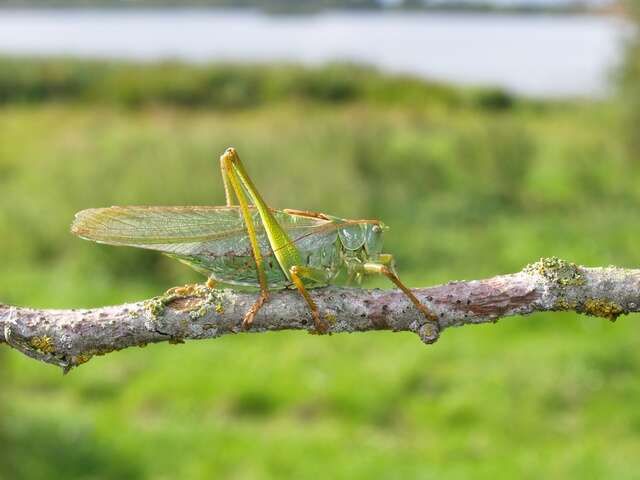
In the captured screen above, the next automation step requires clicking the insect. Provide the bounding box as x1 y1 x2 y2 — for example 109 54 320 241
71 147 438 333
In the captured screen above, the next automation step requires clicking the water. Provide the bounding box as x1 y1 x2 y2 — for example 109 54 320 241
0 9 628 98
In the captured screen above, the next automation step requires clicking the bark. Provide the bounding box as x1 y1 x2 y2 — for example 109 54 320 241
1 257 638 373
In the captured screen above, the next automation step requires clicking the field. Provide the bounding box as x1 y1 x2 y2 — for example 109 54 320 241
1 58 640 479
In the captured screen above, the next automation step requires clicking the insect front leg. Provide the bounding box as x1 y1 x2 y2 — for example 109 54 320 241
288 265 332 334
360 257 439 326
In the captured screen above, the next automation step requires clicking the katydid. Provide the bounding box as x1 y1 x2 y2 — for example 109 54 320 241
71 148 438 333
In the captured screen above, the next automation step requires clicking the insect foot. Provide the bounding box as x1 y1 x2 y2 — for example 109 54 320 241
313 313 330 335
241 313 255 331
241 305 259 331
305 309 330 335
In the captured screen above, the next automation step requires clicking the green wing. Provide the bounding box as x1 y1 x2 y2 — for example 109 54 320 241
71 206 339 258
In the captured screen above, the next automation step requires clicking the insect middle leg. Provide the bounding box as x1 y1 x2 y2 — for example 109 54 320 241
362 258 439 325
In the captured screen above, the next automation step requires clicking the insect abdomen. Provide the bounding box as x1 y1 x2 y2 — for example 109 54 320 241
169 252 289 289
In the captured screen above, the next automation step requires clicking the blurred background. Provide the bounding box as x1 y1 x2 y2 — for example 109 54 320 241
1 0 639 478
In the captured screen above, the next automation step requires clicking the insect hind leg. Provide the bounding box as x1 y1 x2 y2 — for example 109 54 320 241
242 288 269 330
219 154 234 207
219 148 271 330
289 265 331 334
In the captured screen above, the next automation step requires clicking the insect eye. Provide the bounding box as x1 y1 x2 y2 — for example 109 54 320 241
372 225 382 233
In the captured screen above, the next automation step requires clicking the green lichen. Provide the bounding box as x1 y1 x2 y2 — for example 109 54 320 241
145 284 212 319
30 336 55 354
203 288 224 312
145 297 167 318
145 283 225 338
524 256 585 287
143 284 229 346
583 298 624 322
187 289 226 320
189 305 209 320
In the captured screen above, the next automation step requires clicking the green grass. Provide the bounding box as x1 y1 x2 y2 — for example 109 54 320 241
1 59 640 479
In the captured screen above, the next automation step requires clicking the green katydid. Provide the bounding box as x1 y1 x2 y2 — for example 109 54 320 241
71 147 438 333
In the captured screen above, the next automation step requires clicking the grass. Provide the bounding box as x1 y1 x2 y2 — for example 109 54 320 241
1 59 640 479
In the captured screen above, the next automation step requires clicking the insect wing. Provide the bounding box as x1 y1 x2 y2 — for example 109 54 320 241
71 206 267 257
72 206 351 260
272 211 340 253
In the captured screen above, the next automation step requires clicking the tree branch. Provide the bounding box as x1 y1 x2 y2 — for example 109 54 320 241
1 257 638 372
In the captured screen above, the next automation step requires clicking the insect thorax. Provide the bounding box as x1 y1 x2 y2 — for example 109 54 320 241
321 220 386 282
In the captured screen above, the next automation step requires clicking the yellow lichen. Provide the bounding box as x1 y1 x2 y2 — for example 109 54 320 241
324 312 337 326
583 298 624 322
30 336 55 354
164 283 209 298
554 299 577 311
72 353 93 366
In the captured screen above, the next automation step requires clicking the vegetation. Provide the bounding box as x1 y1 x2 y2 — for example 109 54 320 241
1 56 640 478
0 57 507 110
618 0 640 156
